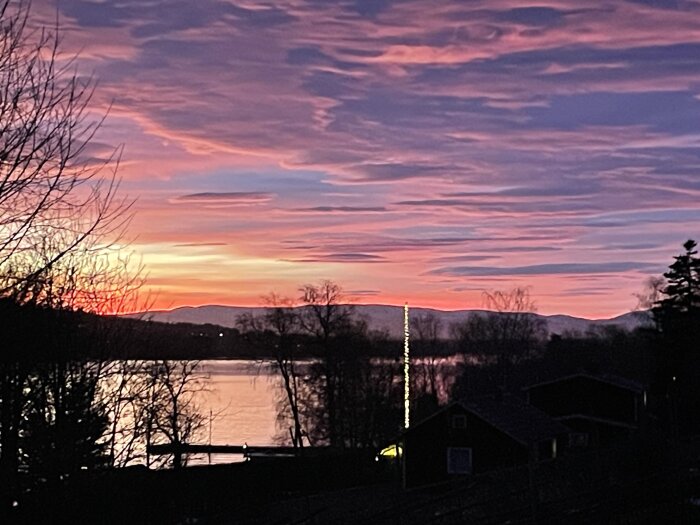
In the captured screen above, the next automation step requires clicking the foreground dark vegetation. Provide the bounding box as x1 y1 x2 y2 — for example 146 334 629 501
0 0 211 516
10 433 700 524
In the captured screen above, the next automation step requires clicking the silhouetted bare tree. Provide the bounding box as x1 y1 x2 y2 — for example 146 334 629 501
269 281 404 448
238 293 307 449
635 275 666 327
452 287 547 395
411 312 444 401
0 1 134 510
0 3 128 294
297 280 355 447
146 360 208 469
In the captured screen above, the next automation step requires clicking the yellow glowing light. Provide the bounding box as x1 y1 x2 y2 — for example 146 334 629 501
404 302 410 429
379 444 402 458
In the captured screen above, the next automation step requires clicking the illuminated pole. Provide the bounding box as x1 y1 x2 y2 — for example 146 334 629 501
404 302 410 429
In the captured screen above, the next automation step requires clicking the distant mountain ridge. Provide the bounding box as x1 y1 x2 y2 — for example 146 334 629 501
125 304 648 339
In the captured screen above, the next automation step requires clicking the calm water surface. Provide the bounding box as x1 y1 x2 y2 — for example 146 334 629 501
191 360 279 464
191 357 460 464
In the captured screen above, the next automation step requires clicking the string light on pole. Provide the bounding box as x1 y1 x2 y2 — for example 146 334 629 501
404 302 410 429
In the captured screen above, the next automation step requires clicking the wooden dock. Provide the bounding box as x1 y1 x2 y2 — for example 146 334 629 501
147 443 326 457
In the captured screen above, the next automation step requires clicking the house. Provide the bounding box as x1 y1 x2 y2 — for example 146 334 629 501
525 373 646 447
388 398 571 488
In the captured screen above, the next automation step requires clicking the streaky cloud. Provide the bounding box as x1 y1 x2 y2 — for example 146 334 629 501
431 262 661 277
171 192 274 205
284 253 387 263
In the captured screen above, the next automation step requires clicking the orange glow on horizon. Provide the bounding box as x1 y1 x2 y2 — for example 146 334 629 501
136 284 642 320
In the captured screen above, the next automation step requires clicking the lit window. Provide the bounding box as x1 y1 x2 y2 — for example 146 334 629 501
379 444 402 458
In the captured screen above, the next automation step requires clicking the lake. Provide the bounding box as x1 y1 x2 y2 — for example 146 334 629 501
188 360 280 464
187 357 460 465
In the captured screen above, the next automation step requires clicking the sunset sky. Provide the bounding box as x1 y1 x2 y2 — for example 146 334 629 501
36 0 700 317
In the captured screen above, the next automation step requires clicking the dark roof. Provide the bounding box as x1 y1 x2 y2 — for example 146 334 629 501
463 398 571 447
524 373 644 394
400 397 570 448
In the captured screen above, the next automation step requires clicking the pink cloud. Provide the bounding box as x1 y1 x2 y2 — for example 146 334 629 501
26 0 700 318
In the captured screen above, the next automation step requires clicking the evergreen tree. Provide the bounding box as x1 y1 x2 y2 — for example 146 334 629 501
653 239 700 327
22 363 110 484
651 239 700 434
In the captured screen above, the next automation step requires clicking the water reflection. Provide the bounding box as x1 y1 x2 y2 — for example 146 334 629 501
143 357 460 466
189 360 279 465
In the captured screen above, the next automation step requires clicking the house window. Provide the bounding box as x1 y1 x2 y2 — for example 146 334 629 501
447 447 472 474
451 414 467 429
568 433 589 448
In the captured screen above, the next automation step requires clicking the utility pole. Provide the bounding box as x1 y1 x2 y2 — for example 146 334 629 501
208 409 213 465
